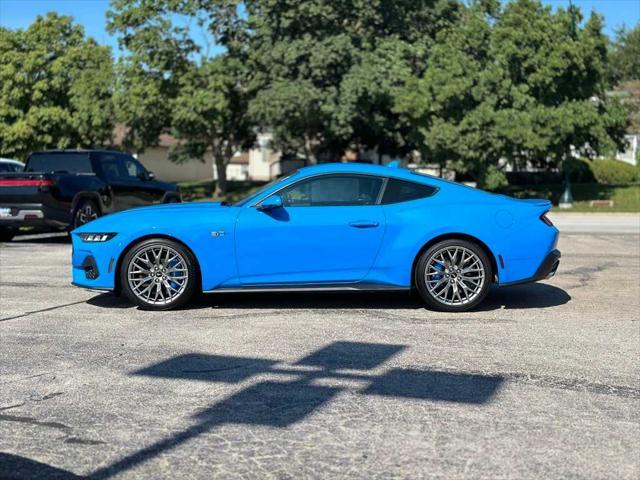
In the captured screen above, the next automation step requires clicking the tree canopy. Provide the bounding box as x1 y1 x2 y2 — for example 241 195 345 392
0 13 114 160
107 0 253 193
0 1 634 190
394 0 628 187
245 0 462 162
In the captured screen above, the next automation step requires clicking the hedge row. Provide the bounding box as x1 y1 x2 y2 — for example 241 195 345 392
568 158 638 185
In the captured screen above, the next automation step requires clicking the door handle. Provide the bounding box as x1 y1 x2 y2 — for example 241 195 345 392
348 221 380 228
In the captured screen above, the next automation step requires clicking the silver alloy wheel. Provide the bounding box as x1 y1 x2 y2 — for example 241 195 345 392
127 245 189 305
77 203 98 225
424 246 486 306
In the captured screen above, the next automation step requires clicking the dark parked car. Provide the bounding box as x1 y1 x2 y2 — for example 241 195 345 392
0 150 180 241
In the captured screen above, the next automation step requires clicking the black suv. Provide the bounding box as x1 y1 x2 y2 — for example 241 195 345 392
0 150 180 241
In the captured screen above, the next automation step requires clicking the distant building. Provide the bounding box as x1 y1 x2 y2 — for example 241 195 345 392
616 134 639 165
113 126 394 183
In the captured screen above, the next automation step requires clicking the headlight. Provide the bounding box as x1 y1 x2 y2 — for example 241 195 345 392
79 233 117 242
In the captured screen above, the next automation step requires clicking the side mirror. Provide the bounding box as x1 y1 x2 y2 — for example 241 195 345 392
257 194 283 211
146 171 155 180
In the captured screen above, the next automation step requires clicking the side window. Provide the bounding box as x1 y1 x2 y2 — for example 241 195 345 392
381 178 437 204
96 153 126 180
26 153 92 173
121 156 145 179
280 175 383 207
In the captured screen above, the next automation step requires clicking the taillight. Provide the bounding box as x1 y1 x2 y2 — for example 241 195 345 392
0 179 55 187
540 212 553 227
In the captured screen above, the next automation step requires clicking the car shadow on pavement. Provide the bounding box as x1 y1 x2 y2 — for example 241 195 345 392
87 341 504 479
87 282 570 312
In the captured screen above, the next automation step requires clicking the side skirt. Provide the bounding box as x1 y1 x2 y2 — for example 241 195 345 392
204 283 410 294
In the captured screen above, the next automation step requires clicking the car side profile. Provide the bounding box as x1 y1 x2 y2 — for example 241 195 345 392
71 163 560 312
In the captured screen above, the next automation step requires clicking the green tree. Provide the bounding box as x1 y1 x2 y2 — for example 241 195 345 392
169 56 253 195
107 0 197 153
246 0 461 162
0 13 114 160
609 24 640 84
395 0 628 187
609 25 640 135
107 0 252 194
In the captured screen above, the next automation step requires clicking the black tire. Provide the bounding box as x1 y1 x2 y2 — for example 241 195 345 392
414 239 492 312
0 229 14 242
73 199 100 229
120 238 198 311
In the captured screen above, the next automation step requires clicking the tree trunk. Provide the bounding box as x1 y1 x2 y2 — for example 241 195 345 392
303 133 318 165
213 148 227 198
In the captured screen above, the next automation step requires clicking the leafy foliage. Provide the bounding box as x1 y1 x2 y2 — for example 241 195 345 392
609 24 640 84
0 13 114 160
245 0 461 162
394 0 629 187
588 158 638 185
107 0 252 194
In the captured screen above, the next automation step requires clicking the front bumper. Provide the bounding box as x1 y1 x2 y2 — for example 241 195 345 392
71 234 118 290
501 249 561 287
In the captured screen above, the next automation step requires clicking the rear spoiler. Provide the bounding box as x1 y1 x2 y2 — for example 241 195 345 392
517 198 552 209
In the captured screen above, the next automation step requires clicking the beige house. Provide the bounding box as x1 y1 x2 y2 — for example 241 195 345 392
114 126 284 183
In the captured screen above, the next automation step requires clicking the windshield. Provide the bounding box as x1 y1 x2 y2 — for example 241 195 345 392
234 171 298 207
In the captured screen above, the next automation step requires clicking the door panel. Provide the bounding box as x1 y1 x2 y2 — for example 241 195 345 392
235 205 385 285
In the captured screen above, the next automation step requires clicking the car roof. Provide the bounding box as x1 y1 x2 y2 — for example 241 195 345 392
298 162 448 186
0 158 24 165
30 149 125 155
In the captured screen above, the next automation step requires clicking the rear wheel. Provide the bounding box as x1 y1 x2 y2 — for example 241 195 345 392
120 238 197 310
73 199 100 229
415 239 491 312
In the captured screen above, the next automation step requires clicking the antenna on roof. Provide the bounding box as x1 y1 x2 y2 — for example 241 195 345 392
387 160 402 168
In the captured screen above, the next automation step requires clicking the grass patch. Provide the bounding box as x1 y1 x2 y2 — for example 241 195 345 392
500 183 640 212
178 180 267 204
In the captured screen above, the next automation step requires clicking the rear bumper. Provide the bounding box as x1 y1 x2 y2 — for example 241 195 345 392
501 249 561 287
0 203 67 230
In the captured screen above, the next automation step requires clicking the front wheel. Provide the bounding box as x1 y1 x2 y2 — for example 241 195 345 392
120 238 198 310
415 239 492 312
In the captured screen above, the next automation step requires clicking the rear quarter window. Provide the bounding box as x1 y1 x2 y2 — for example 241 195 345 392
26 153 93 174
381 178 437 204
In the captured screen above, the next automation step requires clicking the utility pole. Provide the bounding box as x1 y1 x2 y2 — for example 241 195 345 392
559 0 577 209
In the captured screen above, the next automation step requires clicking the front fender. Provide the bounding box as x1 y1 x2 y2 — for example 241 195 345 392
71 207 240 291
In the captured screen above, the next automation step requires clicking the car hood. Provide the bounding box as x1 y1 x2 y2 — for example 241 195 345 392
72 201 233 234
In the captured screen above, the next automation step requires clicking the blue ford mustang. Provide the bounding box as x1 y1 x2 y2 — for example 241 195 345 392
71 163 560 312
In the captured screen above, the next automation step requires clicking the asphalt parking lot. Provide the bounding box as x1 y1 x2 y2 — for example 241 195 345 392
1 226 639 479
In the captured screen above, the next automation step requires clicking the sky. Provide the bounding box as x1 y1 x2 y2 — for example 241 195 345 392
0 0 639 57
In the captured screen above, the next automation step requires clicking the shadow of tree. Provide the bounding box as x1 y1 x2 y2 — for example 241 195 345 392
89 341 503 479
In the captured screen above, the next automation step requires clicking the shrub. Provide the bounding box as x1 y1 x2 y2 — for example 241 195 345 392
588 159 637 185
483 165 508 190
566 158 596 183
